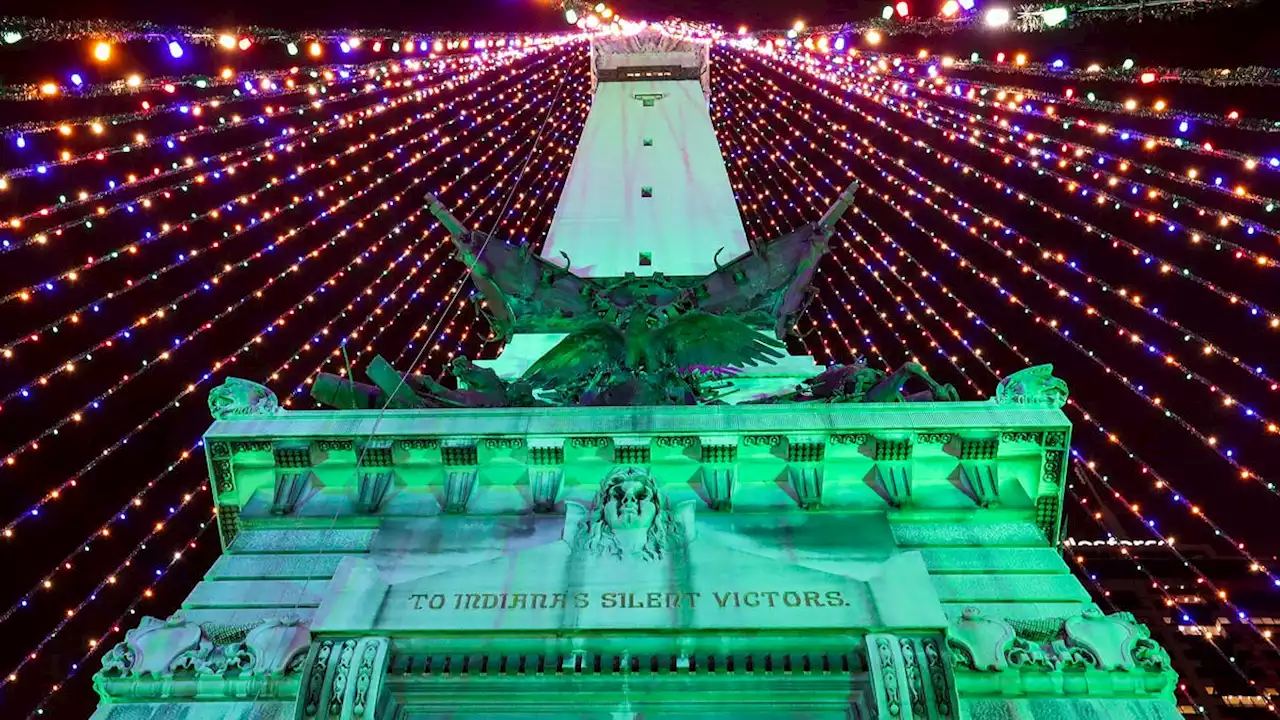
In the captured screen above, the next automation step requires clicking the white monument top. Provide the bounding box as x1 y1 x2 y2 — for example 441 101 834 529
540 31 749 278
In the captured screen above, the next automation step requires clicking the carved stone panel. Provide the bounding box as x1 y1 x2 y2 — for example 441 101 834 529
866 633 904 718
95 615 313 702
946 606 1176 693
295 636 389 719
355 439 396 467
566 436 612 463
614 442 651 465
528 441 565 466
700 443 738 464
740 434 785 460
441 442 479 467
480 437 525 464
212 457 236 495
653 435 698 461
273 440 322 469
866 633 957 719
1035 495 1061 544
216 505 240 548
787 441 826 463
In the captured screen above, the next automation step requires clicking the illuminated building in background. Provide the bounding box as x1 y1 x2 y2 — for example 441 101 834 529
1070 538 1280 717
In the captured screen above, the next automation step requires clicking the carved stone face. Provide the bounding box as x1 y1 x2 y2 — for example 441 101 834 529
604 478 657 530
579 467 673 561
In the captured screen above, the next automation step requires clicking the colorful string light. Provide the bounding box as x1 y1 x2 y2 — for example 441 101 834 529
0 44 586 712
717 45 1280 606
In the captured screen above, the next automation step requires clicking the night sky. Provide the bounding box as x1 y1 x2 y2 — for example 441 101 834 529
2 0 1280 716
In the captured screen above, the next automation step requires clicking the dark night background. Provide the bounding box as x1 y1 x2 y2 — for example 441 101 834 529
2 0 1280 716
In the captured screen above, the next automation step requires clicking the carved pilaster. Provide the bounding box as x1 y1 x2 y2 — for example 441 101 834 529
866 633 904 718
787 439 824 510
899 635 956 718
866 634 956 719
441 438 478 513
296 636 390 719
528 439 564 512
355 439 396 513
871 437 913 508
272 440 321 515
444 469 478 513
356 471 394 514
209 441 237 495
273 472 312 515
700 466 735 511
698 440 737 511
788 465 823 510
957 435 999 508
529 468 563 512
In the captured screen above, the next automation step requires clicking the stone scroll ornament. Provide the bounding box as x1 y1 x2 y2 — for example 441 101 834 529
946 606 1172 674
208 377 283 419
567 466 695 561
992 364 1069 408
97 614 311 680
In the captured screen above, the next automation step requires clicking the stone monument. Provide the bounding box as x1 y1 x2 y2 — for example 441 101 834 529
92 27 1180 720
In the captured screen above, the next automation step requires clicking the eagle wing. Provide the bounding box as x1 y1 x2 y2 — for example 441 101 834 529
522 322 627 387
653 312 786 370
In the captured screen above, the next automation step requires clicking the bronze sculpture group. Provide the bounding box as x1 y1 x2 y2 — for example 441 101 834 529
310 183 964 409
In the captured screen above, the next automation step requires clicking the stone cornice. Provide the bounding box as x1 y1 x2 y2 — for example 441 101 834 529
205 402 1072 549
206 401 1069 440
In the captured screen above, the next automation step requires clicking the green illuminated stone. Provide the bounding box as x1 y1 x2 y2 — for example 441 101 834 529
91 29 1180 720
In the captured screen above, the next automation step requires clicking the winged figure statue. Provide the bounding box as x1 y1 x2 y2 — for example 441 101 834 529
522 309 784 405
423 181 860 341
525 310 782 383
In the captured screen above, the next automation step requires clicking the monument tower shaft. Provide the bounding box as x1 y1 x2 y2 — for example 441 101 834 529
541 34 748 278
91 27 1181 720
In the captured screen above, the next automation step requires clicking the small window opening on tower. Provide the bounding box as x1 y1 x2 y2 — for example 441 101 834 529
642 137 654 147
639 252 653 266
640 186 653 198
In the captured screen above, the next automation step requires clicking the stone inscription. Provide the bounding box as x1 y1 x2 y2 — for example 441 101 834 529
408 589 850 611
